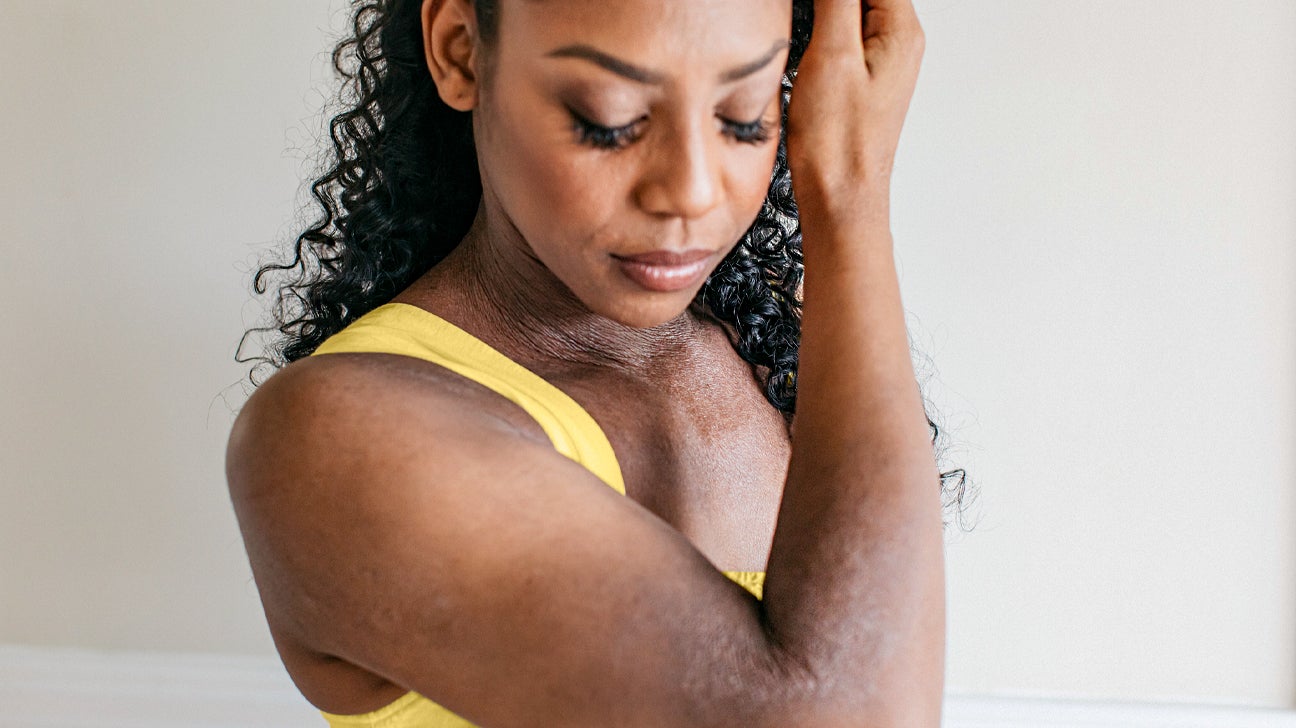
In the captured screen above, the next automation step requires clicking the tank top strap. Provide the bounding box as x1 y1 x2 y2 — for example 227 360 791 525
310 302 627 496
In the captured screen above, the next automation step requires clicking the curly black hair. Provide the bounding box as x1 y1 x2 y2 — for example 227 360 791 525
237 0 973 529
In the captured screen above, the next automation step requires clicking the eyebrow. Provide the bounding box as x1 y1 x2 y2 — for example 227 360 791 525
545 39 791 85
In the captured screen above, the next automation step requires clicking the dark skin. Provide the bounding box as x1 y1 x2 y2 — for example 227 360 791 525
395 0 796 574
391 0 798 578
263 340 791 714
228 0 940 723
395 241 793 572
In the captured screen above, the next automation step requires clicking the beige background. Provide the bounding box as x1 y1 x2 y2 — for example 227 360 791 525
1 0 1292 708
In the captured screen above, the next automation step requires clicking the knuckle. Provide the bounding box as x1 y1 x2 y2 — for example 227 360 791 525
903 21 926 47
902 26 926 59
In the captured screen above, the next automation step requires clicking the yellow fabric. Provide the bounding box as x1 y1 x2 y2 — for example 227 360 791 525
314 302 626 496
310 302 765 727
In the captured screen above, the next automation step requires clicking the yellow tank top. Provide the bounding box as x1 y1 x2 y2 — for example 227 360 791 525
308 301 766 727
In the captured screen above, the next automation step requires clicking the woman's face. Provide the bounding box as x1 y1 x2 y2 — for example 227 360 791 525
471 0 792 329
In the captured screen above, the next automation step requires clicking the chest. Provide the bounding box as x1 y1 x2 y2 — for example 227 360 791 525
555 355 791 572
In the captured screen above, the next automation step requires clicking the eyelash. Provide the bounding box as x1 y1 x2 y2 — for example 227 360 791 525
569 111 775 151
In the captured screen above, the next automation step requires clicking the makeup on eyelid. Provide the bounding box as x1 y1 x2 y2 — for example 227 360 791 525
559 92 781 138
550 66 782 122
569 111 776 151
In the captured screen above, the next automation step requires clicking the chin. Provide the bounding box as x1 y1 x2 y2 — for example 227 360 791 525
598 292 702 331
589 257 721 329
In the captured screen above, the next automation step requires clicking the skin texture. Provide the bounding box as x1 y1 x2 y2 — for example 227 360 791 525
413 0 789 359
400 0 796 613
226 0 943 724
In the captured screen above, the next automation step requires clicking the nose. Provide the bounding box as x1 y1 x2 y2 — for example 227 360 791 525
633 118 722 221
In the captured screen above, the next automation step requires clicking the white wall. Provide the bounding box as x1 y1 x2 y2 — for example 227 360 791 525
0 0 336 655
901 0 1296 707
1 0 1292 711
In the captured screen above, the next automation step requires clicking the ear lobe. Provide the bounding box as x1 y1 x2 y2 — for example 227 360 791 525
421 0 480 111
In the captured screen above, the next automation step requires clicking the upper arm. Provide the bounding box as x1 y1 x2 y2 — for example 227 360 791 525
225 356 820 728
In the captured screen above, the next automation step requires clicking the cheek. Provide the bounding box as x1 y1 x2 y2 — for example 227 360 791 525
480 100 619 250
478 84 781 258
728 144 781 235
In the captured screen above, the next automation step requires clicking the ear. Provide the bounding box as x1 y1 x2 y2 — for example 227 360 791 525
421 0 481 111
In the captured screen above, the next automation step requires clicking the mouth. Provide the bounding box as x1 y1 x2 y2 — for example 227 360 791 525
612 248 716 267
611 249 717 293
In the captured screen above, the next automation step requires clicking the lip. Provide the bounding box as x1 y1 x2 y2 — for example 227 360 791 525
612 249 716 293
612 249 715 266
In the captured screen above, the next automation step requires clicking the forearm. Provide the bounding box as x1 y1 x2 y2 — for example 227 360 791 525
761 198 945 724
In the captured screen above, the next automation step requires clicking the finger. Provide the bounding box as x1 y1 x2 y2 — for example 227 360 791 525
810 0 865 54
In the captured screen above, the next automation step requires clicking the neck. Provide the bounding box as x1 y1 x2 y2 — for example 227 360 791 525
409 201 708 378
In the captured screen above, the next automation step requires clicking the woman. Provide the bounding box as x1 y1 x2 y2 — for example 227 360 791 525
228 0 966 724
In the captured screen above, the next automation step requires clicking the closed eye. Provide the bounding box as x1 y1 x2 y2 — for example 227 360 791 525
723 116 775 145
569 110 647 151
568 109 776 151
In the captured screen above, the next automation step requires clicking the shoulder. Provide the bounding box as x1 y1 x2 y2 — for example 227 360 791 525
223 351 558 587
222 352 803 725
221 352 637 713
224 353 500 559
227 351 548 486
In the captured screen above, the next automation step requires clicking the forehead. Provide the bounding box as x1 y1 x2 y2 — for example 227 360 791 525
498 0 791 77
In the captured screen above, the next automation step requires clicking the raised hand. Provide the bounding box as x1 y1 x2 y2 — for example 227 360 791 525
786 0 926 224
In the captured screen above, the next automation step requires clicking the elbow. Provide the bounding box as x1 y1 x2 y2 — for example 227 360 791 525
750 648 943 728
761 695 943 728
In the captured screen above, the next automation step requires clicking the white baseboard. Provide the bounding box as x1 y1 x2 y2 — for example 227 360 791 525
1 644 1294 728
943 692 1296 728
0 644 318 728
